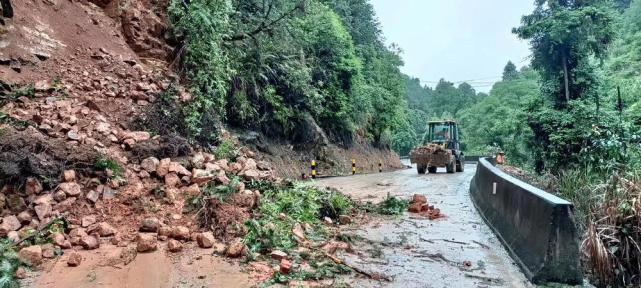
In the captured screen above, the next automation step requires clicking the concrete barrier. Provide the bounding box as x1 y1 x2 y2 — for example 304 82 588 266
464 155 485 163
469 158 582 284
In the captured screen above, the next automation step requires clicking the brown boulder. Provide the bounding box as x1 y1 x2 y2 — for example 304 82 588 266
1 215 21 234
63 170 76 182
86 190 101 203
164 173 181 188
17 211 32 224
25 177 43 195
158 226 171 237
280 259 292 274
196 232 215 248
59 182 82 197
33 194 54 206
226 239 246 258
140 157 159 173
7 231 20 243
140 217 160 232
408 202 422 213
412 194 427 205
242 169 260 181
122 131 151 142
167 239 183 252
53 197 77 212
41 243 55 258
94 222 117 237
34 204 52 222
156 158 171 177
15 267 26 279
170 226 190 240
292 223 305 241
270 250 288 261
20 245 43 266
51 232 66 247
136 233 158 252
191 169 215 185
182 184 200 196
80 236 99 250
81 215 97 227
168 162 190 176
67 251 82 267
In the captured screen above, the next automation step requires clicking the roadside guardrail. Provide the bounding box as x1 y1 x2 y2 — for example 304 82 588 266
469 158 582 285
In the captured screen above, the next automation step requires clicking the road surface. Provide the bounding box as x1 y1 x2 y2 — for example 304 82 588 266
316 163 532 288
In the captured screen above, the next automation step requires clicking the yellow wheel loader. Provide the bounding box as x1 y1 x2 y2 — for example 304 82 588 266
409 120 465 174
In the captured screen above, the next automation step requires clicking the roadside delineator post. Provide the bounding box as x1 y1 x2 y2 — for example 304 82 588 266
311 160 317 179
351 159 356 175
496 152 505 165
379 161 382 173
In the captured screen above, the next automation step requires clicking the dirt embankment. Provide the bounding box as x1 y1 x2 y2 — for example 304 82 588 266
237 130 404 179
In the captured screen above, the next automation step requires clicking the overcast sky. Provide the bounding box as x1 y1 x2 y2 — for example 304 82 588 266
370 0 534 93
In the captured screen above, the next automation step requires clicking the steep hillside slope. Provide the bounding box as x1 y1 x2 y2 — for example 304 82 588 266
0 3 403 286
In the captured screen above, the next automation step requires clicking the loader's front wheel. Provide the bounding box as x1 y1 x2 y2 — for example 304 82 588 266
446 159 455 174
428 166 437 174
417 164 427 174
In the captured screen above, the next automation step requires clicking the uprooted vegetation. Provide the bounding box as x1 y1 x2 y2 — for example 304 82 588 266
0 127 99 189
188 174 410 284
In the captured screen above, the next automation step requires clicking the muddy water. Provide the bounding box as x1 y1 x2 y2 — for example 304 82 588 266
26 244 252 288
317 164 532 288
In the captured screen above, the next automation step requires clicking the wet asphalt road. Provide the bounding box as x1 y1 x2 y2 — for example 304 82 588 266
316 163 532 288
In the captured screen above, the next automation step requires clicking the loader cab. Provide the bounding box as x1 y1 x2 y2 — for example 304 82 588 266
425 120 459 151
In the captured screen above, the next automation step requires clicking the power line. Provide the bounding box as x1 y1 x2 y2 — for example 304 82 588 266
419 75 502 85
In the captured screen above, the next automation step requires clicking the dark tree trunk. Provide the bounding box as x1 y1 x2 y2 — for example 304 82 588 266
562 52 570 103
1 0 12 18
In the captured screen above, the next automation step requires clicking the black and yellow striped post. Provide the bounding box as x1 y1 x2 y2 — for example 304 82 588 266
351 159 356 175
311 160 317 179
379 161 383 173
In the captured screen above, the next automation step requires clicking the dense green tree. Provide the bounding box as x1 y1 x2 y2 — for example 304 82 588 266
457 66 540 165
502 61 518 81
513 0 615 105
168 0 409 148
513 0 616 171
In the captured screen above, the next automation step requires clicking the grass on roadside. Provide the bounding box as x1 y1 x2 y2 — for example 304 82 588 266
0 239 22 288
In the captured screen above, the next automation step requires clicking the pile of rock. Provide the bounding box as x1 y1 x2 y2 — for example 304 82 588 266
133 216 246 258
408 194 443 220
134 148 275 202
1 169 94 242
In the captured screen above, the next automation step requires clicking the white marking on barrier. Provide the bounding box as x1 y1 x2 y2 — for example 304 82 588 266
493 182 497 195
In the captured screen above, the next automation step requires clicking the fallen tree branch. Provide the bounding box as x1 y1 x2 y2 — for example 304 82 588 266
325 252 393 282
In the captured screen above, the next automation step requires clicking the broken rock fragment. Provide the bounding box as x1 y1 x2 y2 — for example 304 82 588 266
19 245 43 266
80 236 99 250
196 232 215 248
63 170 76 182
67 252 82 267
167 239 183 252
59 182 82 197
140 217 161 232
140 157 159 173
136 233 158 252
226 239 246 258
25 177 43 195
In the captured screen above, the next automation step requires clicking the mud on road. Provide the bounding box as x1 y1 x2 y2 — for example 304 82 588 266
316 164 532 288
